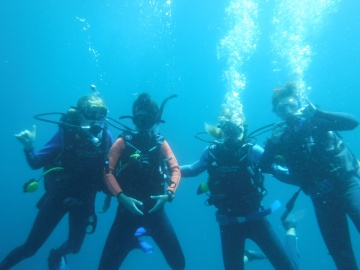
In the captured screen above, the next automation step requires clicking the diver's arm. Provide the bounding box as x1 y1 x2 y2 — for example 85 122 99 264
24 130 63 169
147 141 181 213
138 140 181 214
252 144 294 183
162 140 181 194
268 164 292 184
259 141 300 185
104 138 125 196
267 163 303 186
24 149 43 169
147 140 181 213
180 147 209 177
105 138 144 215
311 109 359 131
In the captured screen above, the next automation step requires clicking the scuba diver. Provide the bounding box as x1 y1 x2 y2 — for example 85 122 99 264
180 110 298 270
0 94 113 270
98 93 185 270
260 82 360 270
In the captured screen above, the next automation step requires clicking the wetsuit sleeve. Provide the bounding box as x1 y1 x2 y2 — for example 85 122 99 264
24 130 63 169
180 147 210 177
259 141 301 185
312 109 359 131
104 138 126 196
162 140 181 193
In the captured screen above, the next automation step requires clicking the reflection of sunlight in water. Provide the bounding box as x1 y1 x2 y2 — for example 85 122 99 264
217 0 259 124
271 0 340 97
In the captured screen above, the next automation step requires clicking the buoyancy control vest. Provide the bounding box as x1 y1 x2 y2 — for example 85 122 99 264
278 119 359 185
115 130 167 204
44 121 109 196
207 142 266 215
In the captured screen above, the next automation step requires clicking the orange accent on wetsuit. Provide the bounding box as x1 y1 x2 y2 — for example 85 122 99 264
161 140 181 193
104 137 181 197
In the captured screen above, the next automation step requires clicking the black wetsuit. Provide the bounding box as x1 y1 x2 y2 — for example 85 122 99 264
0 127 112 270
181 142 297 270
261 109 360 270
99 131 184 270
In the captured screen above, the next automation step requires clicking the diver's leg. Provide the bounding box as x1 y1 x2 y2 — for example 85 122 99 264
58 201 92 254
250 218 296 270
312 193 357 270
342 174 360 232
48 200 93 269
0 194 66 270
284 234 299 270
149 209 185 270
282 210 303 270
98 205 138 270
219 222 245 270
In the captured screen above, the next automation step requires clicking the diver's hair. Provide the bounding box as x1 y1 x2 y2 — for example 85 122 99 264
132 93 159 117
77 95 107 112
272 82 300 111
64 95 107 126
205 122 248 141
205 123 223 139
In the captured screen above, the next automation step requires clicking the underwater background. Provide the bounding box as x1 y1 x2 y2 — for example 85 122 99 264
0 0 359 269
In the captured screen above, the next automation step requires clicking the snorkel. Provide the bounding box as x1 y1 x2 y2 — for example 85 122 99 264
154 94 178 135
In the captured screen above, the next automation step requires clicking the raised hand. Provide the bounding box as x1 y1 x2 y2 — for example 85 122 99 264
15 125 36 150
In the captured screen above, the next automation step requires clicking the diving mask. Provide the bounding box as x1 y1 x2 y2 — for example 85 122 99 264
133 113 157 130
275 97 301 118
221 122 244 139
82 106 108 121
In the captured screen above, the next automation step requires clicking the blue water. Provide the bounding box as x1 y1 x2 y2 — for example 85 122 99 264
0 0 359 269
